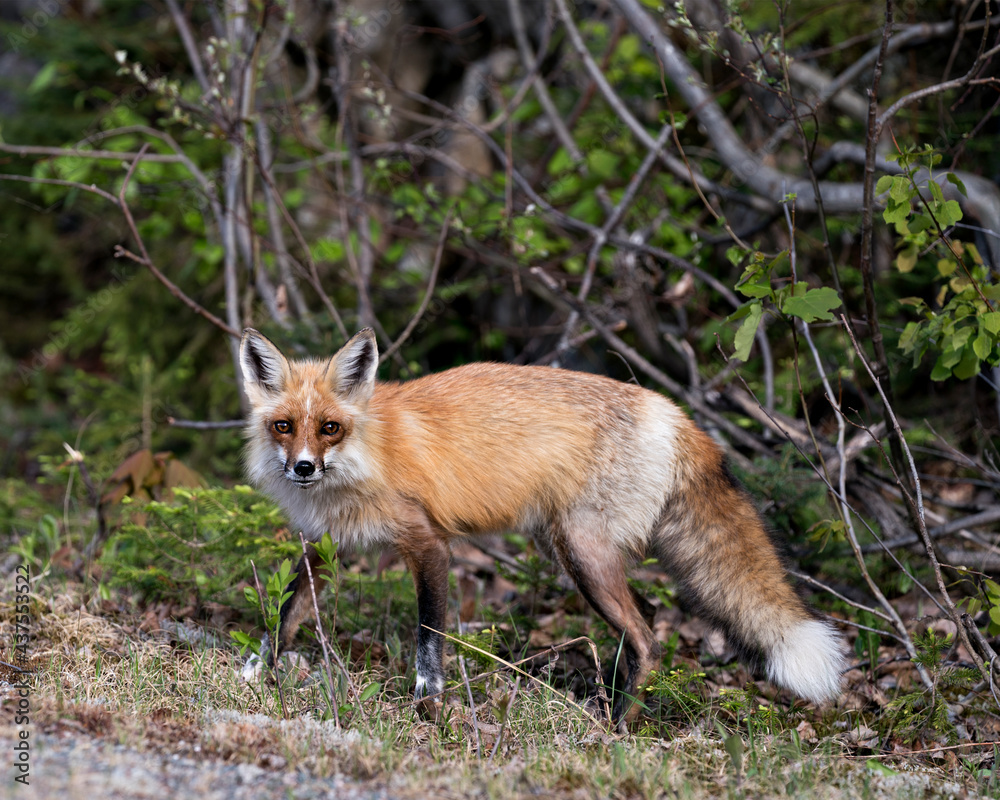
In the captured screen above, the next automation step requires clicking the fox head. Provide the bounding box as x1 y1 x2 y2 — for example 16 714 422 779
239 328 378 489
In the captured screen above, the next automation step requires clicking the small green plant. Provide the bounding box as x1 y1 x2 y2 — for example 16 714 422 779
853 612 883 684
643 665 708 728
880 145 1000 381
9 513 61 572
955 572 1000 637
231 557 296 662
99 485 297 608
453 626 503 673
883 628 978 745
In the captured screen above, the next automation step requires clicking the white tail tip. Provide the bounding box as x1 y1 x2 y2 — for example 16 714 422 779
767 619 846 704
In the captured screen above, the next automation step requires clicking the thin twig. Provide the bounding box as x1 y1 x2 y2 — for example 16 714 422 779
0 173 120 205
0 142 185 163
787 570 893 625
378 209 453 365
456 650 483 757
164 0 215 104
556 122 673 359
254 154 349 340
255 118 313 326
167 417 244 430
856 0 908 485
861 506 1000 553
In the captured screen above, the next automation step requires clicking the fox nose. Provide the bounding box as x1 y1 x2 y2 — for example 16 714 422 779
293 460 315 477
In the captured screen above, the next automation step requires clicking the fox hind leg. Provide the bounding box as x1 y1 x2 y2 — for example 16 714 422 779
552 525 661 725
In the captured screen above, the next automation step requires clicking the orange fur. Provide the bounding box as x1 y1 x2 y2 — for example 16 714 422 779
239 328 846 718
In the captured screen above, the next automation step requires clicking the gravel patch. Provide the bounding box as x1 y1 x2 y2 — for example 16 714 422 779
1 733 401 800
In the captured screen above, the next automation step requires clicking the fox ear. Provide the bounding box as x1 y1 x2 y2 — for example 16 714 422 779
240 328 291 396
328 328 378 402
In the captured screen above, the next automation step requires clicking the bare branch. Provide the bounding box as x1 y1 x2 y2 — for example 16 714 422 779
167 417 244 429
0 142 185 164
378 209 453 366
164 0 221 114
114 147 240 339
0 173 120 205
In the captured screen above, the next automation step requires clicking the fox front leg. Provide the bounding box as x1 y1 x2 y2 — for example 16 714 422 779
395 524 452 708
241 546 327 682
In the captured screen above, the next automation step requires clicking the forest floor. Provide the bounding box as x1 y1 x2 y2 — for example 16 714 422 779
1 566 992 800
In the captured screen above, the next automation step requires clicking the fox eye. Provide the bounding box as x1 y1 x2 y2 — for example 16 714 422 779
320 421 341 436
273 420 291 434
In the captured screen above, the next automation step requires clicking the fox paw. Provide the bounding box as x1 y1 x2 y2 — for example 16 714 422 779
241 652 264 683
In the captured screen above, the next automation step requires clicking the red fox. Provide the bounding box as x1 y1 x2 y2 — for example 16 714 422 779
238 327 845 718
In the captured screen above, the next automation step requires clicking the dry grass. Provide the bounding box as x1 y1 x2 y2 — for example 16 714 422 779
0 573 989 800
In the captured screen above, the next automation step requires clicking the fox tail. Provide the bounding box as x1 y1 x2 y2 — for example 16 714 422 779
655 460 846 703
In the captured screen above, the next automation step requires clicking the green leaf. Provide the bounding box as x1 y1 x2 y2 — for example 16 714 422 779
733 302 763 361
928 180 944 204
895 245 918 273
283 187 305 209
358 681 382 703
953 345 981 380
867 759 898 777
781 285 841 323
946 172 967 197
973 331 991 361
882 198 910 225
979 311 1000 334
936 258 957 277
568 194 602 225
615 34 641 64
930 355 953 381
734 262 773 299
547 147 573 176
736 279 772 300
28 61 60 94
900 296 928 312
874 175 894 195
898 321 922 354
888 175 910 202
587 149 621 180
937 199 963 227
